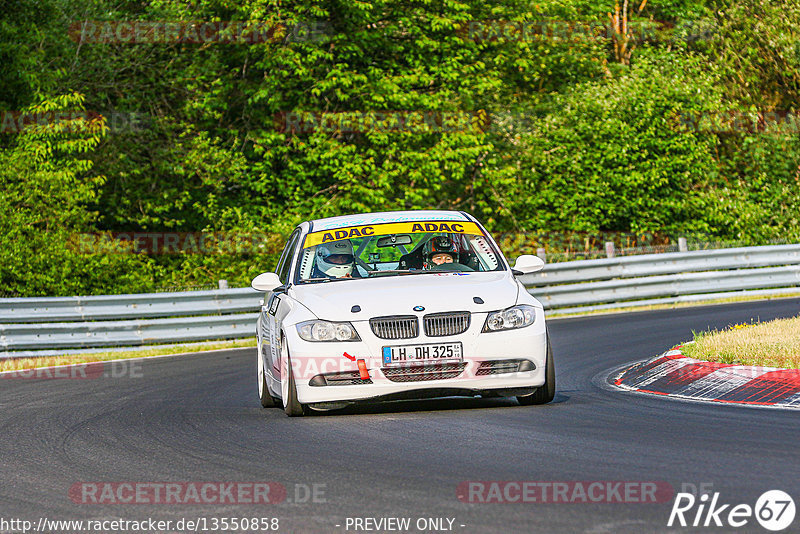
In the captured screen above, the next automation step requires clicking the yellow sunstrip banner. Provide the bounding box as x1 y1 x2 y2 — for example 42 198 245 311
303 221 483 248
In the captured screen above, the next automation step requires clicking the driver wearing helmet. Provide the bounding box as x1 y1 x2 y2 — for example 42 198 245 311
423 236 458 269
311 240 357 279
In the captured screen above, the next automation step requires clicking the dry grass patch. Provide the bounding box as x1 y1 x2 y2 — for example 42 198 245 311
0 338 256 373
681 316 800 368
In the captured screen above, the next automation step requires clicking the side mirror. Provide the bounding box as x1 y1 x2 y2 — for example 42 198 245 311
512 254 545 275
251 272 282 292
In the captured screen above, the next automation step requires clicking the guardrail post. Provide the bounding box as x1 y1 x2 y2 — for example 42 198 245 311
678 237 688 252
605 242 616 258
536 247 546 263
218 279 228 290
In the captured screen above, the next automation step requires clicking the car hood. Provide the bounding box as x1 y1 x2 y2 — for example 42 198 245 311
290 272 520 321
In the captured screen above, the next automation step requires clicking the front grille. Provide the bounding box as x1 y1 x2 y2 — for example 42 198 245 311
475 359 535 375
370 315 419 339
424 312 471 337
310 371 373 386
381 362 467 382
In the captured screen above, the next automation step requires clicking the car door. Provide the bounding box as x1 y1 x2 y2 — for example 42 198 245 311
264 228 301 380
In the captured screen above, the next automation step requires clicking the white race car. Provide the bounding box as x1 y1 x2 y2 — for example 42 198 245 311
252 210 553 416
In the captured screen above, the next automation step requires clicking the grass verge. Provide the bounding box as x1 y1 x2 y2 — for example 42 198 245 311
0 338 256 373
681 316 800 368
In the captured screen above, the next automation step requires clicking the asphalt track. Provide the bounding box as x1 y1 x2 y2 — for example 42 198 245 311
1 299 800 534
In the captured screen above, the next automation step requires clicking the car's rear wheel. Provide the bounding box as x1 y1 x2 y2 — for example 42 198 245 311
517 332 555 406
280 335 308 417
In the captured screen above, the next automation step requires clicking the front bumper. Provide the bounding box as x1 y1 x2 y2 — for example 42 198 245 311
284 313 547 404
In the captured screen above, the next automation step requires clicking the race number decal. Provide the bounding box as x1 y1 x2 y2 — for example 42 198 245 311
268 296 280 316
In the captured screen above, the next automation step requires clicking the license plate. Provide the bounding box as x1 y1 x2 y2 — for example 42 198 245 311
382 342 463 366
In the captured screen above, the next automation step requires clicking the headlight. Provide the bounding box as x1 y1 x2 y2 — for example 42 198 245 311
296 320 361 342
482 305 536 332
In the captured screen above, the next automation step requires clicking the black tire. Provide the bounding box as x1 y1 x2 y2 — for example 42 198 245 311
258 359 277 408
517 331 555 406
283 352 308 417
257 322 277 408
257 332 277 407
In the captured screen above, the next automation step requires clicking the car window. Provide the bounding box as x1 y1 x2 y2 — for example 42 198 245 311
276 229 301 284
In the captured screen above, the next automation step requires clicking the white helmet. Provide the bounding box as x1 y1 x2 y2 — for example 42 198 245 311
315 240 355 278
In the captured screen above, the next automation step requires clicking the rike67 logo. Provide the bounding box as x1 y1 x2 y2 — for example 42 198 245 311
668 490 795 531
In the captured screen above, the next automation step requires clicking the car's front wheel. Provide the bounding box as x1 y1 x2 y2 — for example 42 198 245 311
280 335 308 417
257 350 277 408
517 332 555 406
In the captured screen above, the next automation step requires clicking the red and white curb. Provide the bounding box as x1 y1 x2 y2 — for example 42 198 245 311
614 347 800 408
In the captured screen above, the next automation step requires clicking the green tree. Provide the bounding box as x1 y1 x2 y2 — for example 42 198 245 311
0 93 158 296
503 52 724 235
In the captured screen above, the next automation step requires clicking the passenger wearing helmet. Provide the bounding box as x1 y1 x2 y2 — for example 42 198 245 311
423 236 459 270
311 240 356 278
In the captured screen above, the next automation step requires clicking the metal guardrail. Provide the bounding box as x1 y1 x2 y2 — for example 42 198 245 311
529 265 800 309
0 288 260 323
0 289 263 357
1 245 799 357
2 314 258 351
524 244 800 285
521 244 800 311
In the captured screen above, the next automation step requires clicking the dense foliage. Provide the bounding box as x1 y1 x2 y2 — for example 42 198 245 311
1 0 798 296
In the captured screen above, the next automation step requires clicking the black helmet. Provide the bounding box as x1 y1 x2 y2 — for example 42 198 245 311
423 236 458 264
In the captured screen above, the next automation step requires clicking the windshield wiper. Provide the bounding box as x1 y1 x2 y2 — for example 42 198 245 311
366 269 436 276
301 276 361 284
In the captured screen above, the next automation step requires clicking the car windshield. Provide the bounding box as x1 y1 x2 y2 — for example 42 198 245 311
294 220 505 283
